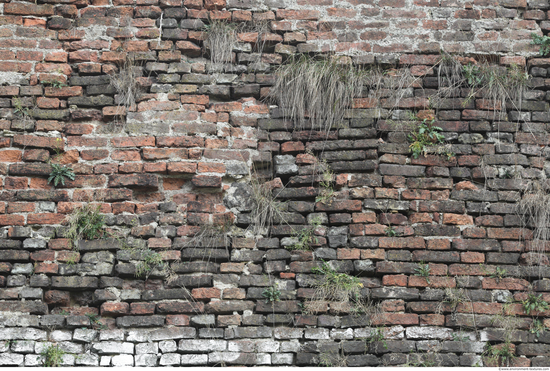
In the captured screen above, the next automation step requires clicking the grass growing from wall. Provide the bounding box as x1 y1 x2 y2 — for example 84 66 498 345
269 55 366 133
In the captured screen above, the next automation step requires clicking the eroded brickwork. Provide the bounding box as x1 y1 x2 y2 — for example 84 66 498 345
0 0 549 366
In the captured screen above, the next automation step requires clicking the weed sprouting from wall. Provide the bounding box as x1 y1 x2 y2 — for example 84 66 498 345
205 19 238 65
517 181 550 276
463 62 529 120
249 178 288 238
430 54 529 120
109 56 143 113
269 54 366 133
305 261 364 314
64 204 105 249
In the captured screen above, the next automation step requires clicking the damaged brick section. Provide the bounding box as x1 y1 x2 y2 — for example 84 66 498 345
0 0 549 367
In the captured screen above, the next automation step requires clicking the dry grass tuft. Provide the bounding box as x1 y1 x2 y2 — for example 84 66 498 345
269 54 366 133
109 56 143 111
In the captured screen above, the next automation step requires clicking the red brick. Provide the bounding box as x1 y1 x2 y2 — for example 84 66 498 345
111 137 155 147
166 314 189 326
130 302 156 315
0 150 22 162
28 213 65 225
34 262 58 274
101 302 129 316
361 249 385 260
167 162 197 173
191 287 221 299
0 215 25 226
372 313 418 325
460 251 485 263
337 248 360 259
482 277 529 290
382 275 408 286
443 214 473 225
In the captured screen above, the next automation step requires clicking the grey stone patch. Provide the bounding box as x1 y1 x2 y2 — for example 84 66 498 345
492 289 512 303
99 329 125 341
11 340 35 353
23 239 47 249
274 155 298 175
224 183 254 212
180 354 208 365
405 326 452 340
226 162 249 176
11 263 34 274
48 330 72 342
92 341 134 354
160 353 181 365
179 339 227 352
0 353 24 366
75 353 99 366
126 330 151 342
73 329 97 342
38 202 55 212
58 341 83 353
120 289 141 301
21 287 42 299
159 340 177 353
136 342 158 354
24 354 42 367
191 314 216 326
272 353 294 365
135 354 157 367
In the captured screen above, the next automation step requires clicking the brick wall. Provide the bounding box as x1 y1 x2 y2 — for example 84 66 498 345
0 0 549 366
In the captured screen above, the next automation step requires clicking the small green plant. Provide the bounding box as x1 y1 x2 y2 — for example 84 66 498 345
490 266 507 281
451 332 469 342
135 249 165 279
306 261 364 314
367 327 388 349
408 119 446 159
58 310 69 316
65 254 77 266
315 161 334 205
48 163 75 187
484 343 516 367
40 344 65 367
531 33 550 56
385 226 397 237
530 319 547 337
463 63 482 85
64 204 105 248
522 293 549 315
12 96 30 118
44 80 67 89
85 312 107 330
262 286 281 303
414 261 431 283
288 216 322 250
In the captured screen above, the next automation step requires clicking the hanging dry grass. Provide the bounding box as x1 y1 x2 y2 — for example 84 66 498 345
205 19 238 65
109 56 143 111
269 55 366 133
517 181 550 276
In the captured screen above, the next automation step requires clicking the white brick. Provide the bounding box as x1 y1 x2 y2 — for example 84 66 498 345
92 341 134 354
136 342 158 354
135 354 157 367
111 354 134 366
181 354 208 365
160 353 180 366
272 353 294 365
405 326 452 340
179 340 226 352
